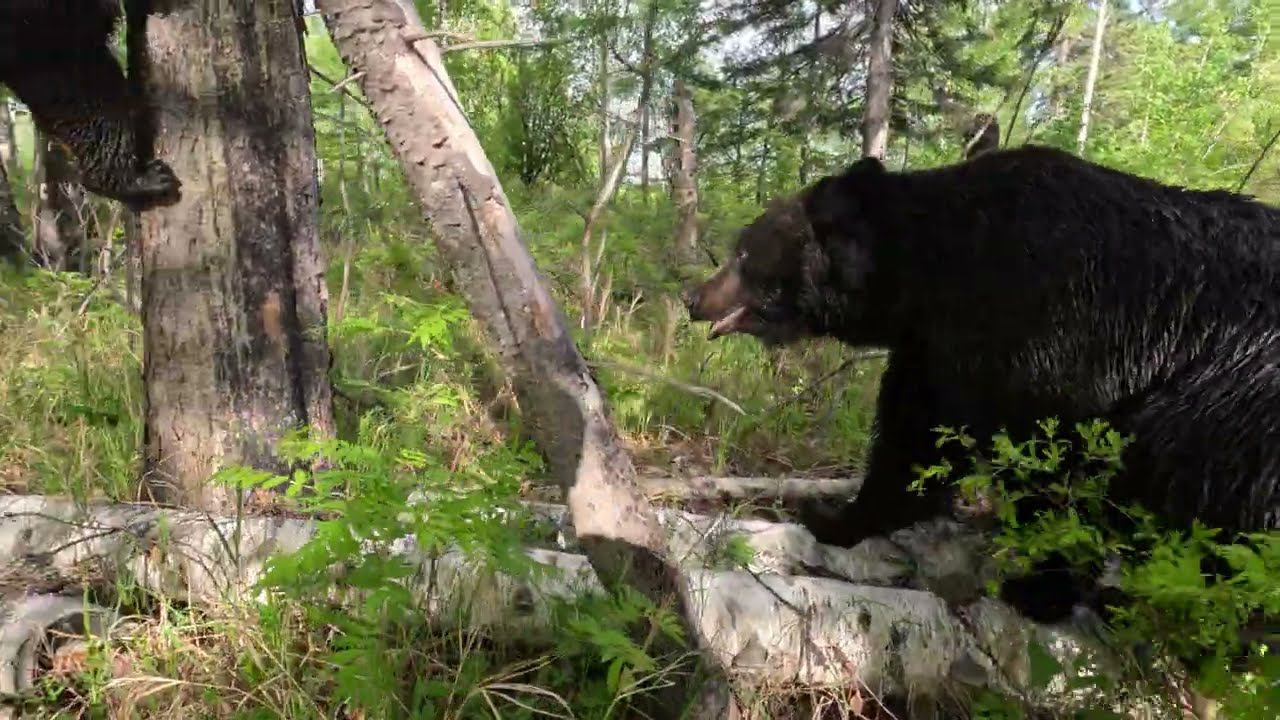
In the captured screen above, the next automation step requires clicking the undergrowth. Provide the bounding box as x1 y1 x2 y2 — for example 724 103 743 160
919 419 1280 718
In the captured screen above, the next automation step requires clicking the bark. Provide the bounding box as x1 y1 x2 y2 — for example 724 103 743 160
598 29 611 181
32 135 87 271
638 6 656 198
861 0 898 159
1044 33 1075 124
135 0 334 513
0 99 15 177
0 495 1145 717
315 1 722 712
638 475 861 506
1077 0 1108 156
0 159 22 262
670 79 698 262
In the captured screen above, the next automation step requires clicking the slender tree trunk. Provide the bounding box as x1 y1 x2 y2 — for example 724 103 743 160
755 136 770 204
638 4 656 198
0 99 15 177
135 0 334 512
861 0 898 159
800 9 819 185
598 30 611 180
33 135 86 271
315 3 730 714
0 159 23 261
582 111 640 330
669 79 698 261
1046 34 1074 121
1077 0 1108 156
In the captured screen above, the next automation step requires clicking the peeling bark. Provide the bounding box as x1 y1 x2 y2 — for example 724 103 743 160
135 0 334 512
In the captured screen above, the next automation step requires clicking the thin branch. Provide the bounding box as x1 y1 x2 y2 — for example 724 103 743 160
308 65 373 112
766 349 889 413
402 29 558 54
76 244 131 316
330 70 365 93
609 43 641 75
587 358 746 416
443 38 553 53
1006 11 1069 147
1236 122 1280 193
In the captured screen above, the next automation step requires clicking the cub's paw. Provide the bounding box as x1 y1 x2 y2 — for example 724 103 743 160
126 159 182 209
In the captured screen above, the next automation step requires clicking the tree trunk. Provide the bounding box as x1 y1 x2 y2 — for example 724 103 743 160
314 2 726 713
32 135 87 271
1077 0 1108 156
598 30 611 180
755 136 770 204
669 79 698 261
581 116 638 330
135 0 334 513
861 0 898 159
1046 33 1074 122
0 159 22 261
0 98 15 177
638 4 656 198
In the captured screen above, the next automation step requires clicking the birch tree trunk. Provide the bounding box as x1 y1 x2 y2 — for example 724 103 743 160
135 1 334 513
861 0 898 159
0 99 15 177
1077 0 1108 156
314 2 726 713
670 79 698 261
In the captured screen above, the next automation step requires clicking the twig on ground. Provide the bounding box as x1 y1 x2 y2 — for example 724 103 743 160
587 358 746 415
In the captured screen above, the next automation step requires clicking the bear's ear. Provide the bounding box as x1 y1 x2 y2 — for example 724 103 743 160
846 155 886 177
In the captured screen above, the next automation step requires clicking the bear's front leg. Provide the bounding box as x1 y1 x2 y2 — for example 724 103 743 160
8 47 180 210
794 356 954 548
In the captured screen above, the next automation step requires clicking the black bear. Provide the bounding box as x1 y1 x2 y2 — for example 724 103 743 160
685 146 1280 622
0 1 180 209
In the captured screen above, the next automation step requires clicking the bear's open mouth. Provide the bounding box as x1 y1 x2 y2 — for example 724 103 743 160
708 305 750 339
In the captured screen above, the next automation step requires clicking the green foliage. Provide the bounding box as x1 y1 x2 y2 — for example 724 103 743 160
919 419 1280 717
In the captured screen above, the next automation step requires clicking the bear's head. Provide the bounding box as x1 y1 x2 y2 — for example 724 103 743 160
684 156 884 346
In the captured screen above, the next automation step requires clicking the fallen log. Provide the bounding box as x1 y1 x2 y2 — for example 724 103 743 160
0 495 1151 716
636 475 861 505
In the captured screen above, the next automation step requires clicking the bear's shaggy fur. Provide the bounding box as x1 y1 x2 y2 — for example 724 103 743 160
685 146 1280 620
0 1 179 208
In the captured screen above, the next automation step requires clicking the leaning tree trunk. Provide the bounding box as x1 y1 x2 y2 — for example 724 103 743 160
135 1 334 513
669 79 698 262
1077 0 1108 156
315 2 727 714
862 0 898 159
32 134 86 271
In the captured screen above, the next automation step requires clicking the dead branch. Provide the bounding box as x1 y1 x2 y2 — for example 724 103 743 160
588 359 746 415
